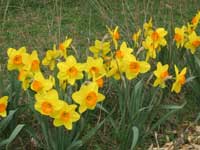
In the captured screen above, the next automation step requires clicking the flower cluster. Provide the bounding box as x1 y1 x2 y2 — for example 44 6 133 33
6 10 200 130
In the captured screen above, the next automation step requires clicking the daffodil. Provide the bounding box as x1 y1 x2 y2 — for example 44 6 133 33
7 47 29 71
184 31 200 54
42 45 61 70
89 40 111 57
31 72 54 93
35 90 63 116
150 28 167 47
58 37 72 59
171 65 187 93
72 82 105 113
57 55 84 85
0 96 8 117
115 42 133 61
23 50 40 72
85 57 106 79
18 69 33 90
106 59 122 80
153 62 170 88
124 55 150 80
132 29 141 47
191 11 200 27
142 36 158 60
107 26 120 49
143 18 153 36
174 26 186 48
52 102 80 130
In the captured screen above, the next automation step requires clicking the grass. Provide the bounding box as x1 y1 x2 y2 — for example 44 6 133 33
1 0 200 149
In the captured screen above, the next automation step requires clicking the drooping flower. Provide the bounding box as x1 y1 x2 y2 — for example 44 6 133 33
191 11 200 27
18 69 34 90
171 65 187 93
85 57 106 79
132 29 141 47
115 42 133 61
31 72 54 93
184 31 200 54
107 26 120 49
89 40 111 57
52 102 80 130
72 82 105 113
142 36 157 60
7 47 29 71
174 26 186 48
57 55 84 85
124 55 150 80
0 96 8 117
143 18 153 36
42 45 61 70
34 90 63 116
153 62 170 88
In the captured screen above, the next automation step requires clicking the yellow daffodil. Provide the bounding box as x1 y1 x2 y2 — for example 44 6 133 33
153 62 170 88
85 57 106 79
115 42 133 61
174 26 186 48
106 59 122 80
107 26 120 49
191 11 200 27
0 96 8 117
18 69 33 90
89 40 111 57
132 29 141 47
35 90 63 116
184 31 200 54
72 82 105 113
52 102 80 130
142 36 157 60
171 65 187 93
143 18 153 36
124 55 150 80
23 50 40 72
57 55 84 85
42 45 61 70
150 28 167 47
31 72 54 93
7 47 29 71
58 37 72 59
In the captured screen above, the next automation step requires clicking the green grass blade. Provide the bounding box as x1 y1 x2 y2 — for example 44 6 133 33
130 126 139 150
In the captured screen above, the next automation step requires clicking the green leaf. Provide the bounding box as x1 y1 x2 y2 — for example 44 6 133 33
81 118 106 144
0 124 25 147
0 109 17 133
130 126 139 150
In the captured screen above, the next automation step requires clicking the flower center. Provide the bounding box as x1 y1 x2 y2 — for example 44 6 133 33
192 40 200 47
60 111 71 122
160 71 169 80
179 75 186 85
13 55 22 65
96 78 104 88
151 31 159 41
174 33 182 42
32 80 43 92
114 31 120 40
115 50 124 59
86 92 97 107
31 60 40 71
41 102 53 114
0 104 6 113
129 61 140 73
90 67 99 74
67 66 78 77
59 43 65 51
192 16 198 24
